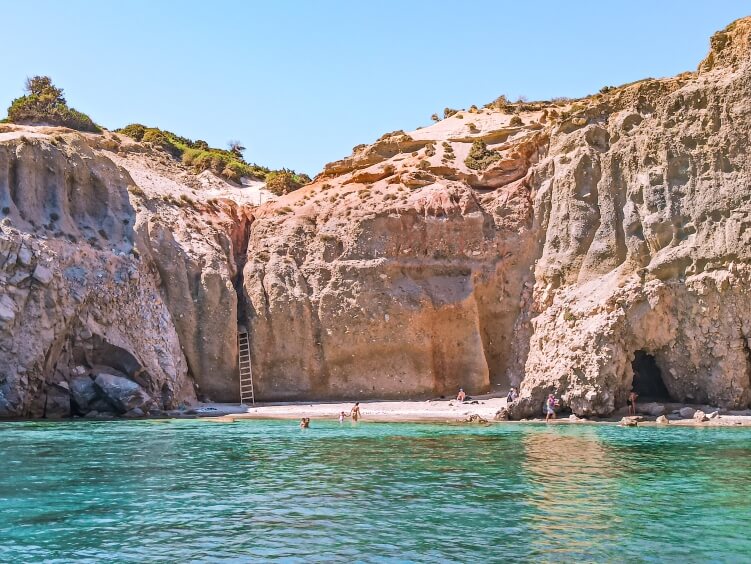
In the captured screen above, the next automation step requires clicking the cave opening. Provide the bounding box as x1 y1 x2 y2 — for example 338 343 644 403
631 350 671 401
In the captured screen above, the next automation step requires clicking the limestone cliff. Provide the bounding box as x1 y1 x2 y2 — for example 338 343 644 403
2 17 751 419
244 17 751 415
0 127 252 417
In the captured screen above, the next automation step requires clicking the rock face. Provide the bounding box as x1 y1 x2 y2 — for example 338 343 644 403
3 18 751 417
0 133 200 418
245 17 751 412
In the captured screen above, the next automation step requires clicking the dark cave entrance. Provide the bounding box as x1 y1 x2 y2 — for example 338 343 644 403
631 351 671 401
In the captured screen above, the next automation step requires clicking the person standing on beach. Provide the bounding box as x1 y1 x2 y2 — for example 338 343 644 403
457 388 466 402
545 394 557 422
627 391 638 416
350 402 361 422
506 387 518 403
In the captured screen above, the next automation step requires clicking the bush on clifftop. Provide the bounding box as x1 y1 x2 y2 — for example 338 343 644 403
6 76 100 132
265 169 312 196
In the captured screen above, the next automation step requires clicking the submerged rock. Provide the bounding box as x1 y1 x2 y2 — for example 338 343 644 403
465 414 488 424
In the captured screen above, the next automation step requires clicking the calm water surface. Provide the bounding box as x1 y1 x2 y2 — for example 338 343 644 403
1 419 750 562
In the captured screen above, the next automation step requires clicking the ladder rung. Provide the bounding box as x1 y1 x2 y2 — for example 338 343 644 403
238 330 254 405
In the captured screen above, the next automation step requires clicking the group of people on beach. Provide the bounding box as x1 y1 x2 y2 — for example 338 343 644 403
298 386 640 428
300 402 361 428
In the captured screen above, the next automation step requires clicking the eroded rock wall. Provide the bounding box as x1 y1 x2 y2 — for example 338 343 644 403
0 135 195 417
512 17 751 416
245 17 751 412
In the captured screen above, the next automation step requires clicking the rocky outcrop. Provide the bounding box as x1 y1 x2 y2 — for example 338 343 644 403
133 199 250 402
3 18 751 417
511 17 751 417
244 17 751 413
0 133 197 417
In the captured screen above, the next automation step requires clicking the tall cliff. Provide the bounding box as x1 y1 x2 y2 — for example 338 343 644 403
243 17 751 415
1 17 750 418
0 128 250 416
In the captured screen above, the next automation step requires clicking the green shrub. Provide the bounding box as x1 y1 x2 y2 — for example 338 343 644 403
443 107 458 119
118 123 146 141
142 128 180 156
116 123 308 187
265 169 311 196
485 94 509 111
6 76 100 132
465 140 501 171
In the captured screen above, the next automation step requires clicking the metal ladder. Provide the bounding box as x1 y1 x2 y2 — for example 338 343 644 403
238 329 255 406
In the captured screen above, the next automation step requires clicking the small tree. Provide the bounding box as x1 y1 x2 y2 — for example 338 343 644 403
6 76 99 132
228 140 246 159
486 94 509 111
25 76 65 103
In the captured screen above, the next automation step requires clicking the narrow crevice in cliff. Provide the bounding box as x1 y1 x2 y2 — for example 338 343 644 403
233 209 254 329
742 332 751 407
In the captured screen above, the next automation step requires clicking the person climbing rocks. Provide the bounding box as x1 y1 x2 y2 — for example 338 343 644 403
627 391 638 416
457 388 466 402
350 402 361 422
545 394 558 422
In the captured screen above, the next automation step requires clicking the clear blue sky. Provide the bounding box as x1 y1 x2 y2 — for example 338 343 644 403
1 1 748 175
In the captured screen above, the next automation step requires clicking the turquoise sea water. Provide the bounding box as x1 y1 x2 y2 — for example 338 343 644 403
1 420 751 563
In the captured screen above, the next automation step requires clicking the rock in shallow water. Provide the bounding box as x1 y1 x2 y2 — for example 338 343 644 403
69 376 97 413
94 373 153 414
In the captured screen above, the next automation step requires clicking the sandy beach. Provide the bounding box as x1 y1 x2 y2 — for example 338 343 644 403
192 398 751 426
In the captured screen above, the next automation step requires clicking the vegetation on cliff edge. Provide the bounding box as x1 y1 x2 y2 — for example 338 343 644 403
118 123 310 187
5 76 100 132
